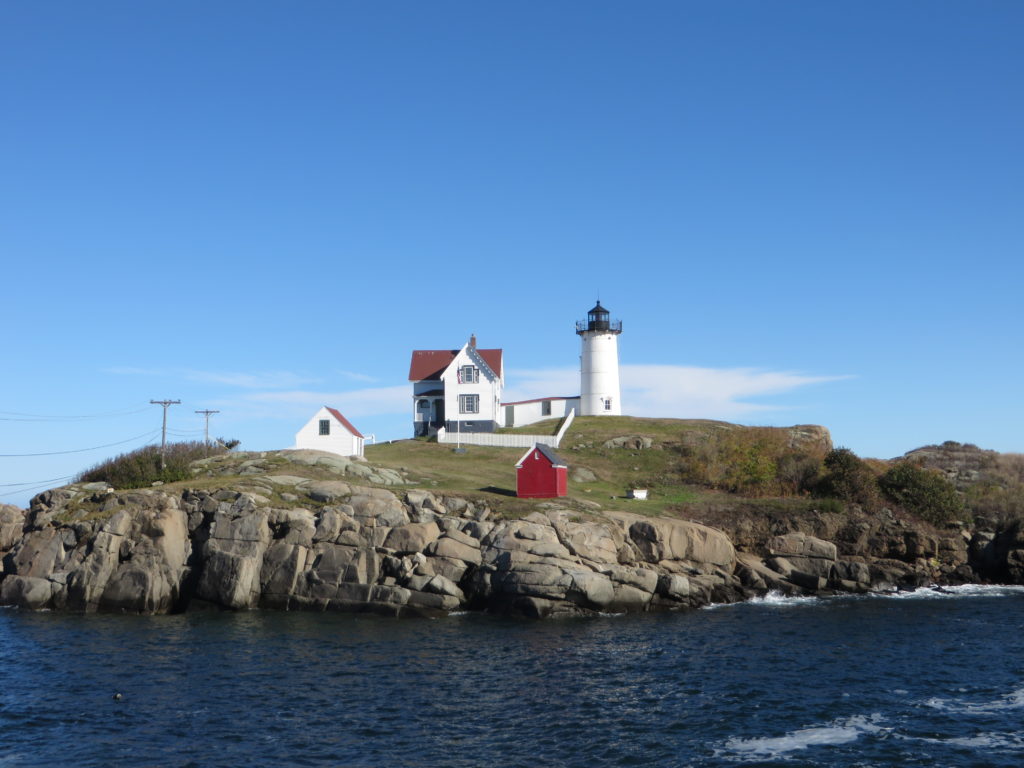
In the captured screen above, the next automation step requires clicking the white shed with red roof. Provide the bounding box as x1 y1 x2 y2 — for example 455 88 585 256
294 406 365 457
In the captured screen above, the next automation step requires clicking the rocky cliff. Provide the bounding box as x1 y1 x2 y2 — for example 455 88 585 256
1 449 1020 617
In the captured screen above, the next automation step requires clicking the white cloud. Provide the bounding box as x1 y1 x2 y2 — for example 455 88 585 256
105 366 320 390
184 370 320 389
184 364 845 429
336 370 378 384
505 365 848 421
502 368 580 402
244 385 410 418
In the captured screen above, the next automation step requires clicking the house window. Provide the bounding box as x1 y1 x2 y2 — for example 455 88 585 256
417 399 430 410
459 394 480 414
604 398 613 411
319 419 330 435
541 400 552 416
459 365 479 384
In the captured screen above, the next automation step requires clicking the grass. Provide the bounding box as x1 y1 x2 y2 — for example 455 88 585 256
366 416 763 519
54 416 835 526
496 417 563 436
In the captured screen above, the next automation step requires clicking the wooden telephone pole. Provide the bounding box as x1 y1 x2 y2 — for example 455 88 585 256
195 409 220 452
150 399 181 469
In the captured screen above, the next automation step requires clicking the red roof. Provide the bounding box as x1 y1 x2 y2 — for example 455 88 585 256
325 407 364 439
408 348 503 381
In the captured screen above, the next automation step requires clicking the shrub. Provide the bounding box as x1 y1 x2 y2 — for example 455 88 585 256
777 453 823 496
812 497 845 515
815 448 881 510
77 441 228 489
964 482 1024 527
879 461 965 526
678 427 824 497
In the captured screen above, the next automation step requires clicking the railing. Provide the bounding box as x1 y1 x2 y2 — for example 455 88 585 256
438 409 575 449
575 319 622 334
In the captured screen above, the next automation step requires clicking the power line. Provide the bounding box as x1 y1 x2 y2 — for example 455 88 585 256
0 405 151 422
0 429 160 457
0 477 79 501
0 474 77 488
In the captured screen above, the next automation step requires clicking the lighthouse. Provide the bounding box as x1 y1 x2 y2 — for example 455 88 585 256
576 301 622 416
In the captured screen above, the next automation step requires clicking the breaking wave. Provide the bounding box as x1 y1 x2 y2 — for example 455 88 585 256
707 583 1024 611
924 685 1024 714
718 714 888 761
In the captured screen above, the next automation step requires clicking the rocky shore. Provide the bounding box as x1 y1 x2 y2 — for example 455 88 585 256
2 449 1022 618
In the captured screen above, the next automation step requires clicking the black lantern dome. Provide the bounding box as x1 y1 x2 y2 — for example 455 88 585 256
576 301 622 335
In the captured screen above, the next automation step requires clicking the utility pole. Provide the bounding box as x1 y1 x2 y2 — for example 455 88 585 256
195 409 220 452
150 399 181 470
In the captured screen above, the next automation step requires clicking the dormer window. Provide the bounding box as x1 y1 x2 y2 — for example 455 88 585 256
459 365 479 384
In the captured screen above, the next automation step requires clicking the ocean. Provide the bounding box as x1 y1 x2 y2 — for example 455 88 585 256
2 586 1023 767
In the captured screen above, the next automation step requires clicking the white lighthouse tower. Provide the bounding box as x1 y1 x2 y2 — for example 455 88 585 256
576 301 622 416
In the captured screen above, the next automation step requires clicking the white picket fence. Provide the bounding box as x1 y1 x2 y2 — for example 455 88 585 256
438 409 575 449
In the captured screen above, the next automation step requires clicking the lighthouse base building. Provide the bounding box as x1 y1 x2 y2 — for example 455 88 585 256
501 301 623 429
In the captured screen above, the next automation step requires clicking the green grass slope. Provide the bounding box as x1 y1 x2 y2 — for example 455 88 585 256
366 416 831 518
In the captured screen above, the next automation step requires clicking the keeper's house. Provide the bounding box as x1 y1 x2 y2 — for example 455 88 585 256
409 335 504 437
515 443 568 498
294 406 365 457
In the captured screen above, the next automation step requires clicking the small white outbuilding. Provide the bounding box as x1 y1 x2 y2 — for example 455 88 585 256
294 406 365 458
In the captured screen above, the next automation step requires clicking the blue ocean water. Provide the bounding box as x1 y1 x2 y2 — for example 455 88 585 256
2 585 1023 767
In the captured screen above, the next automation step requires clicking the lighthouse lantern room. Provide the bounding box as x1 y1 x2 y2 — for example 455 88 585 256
576 301 622 416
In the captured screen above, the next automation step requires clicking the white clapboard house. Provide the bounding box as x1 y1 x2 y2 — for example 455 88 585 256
409 336 504 436
294 406 365 457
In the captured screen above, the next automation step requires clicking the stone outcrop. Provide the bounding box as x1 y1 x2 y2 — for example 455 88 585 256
0 447 1012 618
0 476 752 617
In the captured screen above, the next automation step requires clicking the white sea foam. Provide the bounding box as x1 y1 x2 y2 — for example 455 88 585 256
942 732 1024 750
709 583 1024 612
873 583 1024 600
924 685 1024 714
903 731 1024 751
702 590 822 610
748 590 823 606
718 714 887 761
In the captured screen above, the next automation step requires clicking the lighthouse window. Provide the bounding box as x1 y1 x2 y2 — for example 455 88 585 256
459 394 480 414
604 398 613 411
417 399 430 410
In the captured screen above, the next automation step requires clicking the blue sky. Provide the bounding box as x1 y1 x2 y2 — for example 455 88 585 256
2 2 1022 507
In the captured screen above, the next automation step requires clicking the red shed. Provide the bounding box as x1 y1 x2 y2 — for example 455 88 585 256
515 443 568 498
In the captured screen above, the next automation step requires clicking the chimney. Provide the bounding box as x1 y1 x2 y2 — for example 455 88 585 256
469 333 477 348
